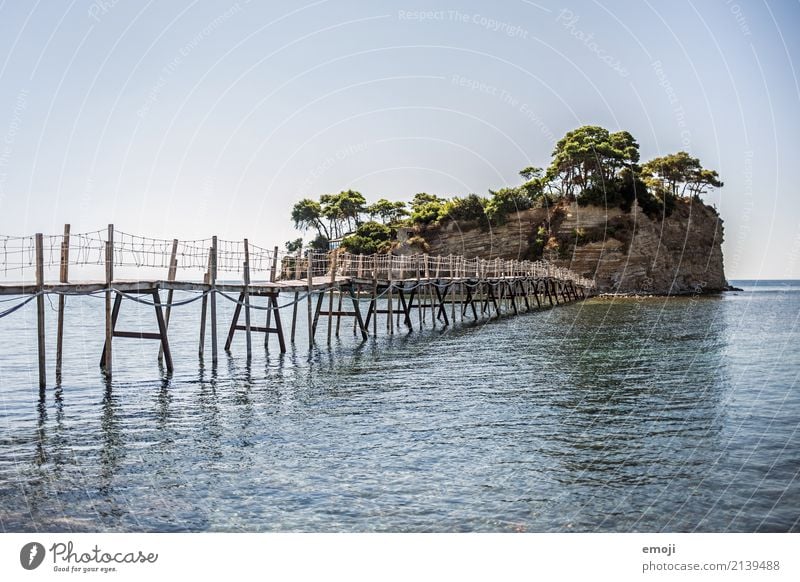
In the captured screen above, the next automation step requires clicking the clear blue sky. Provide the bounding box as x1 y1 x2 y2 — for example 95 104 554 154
1 0 798 278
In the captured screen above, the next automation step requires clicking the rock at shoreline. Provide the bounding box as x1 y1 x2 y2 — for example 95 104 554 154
407 198 729 296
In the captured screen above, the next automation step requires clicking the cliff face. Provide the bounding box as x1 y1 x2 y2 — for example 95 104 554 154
399 199 728 295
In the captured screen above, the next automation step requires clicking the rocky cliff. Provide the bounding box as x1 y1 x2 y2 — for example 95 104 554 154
397 199 728 295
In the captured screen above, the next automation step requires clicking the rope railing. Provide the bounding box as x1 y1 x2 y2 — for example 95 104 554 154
0 226 595 290
316 252 595 289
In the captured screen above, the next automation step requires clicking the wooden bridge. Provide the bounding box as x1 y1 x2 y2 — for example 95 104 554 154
0 225 595 388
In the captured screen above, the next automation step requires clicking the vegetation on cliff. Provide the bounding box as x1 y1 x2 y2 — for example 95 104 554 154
289 125 723 255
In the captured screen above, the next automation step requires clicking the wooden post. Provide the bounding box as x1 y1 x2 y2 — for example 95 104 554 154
307 253 314 349
158 238 178 363
327 252 337 344
450 256 455 323
335 287 343 337
210 236 218 365
291 249 301 344
371 265 378 337
266 245 278 348
55 224 70 381
415 257 422 325
243 239 252 360
103 224 114 376
199 249 211 358
34 233 46 389
387 255 394 334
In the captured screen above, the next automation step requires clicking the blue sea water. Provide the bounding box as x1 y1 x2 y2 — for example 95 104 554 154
0 281 798 532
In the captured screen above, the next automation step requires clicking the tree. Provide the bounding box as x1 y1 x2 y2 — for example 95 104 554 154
546 125 640 199
642 152 723 200
336 189 367 231
291 198 329 239
367 199 409 225
309 233 330 251
485 187 532 224
320 190 367 236
409 192 446 225
285 238 303 253
518 166 543 181
439 194 488 225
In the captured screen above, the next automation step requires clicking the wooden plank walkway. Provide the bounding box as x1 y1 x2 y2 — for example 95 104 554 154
0 225 595 388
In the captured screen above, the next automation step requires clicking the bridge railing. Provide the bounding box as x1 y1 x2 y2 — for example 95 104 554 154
290 251 595 289
1 226 594 290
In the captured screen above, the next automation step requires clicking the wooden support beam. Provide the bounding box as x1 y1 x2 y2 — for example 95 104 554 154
266 246 278 348
506 281 518 315
486 283 500 317
415 260 422 324
312 288 324 339
55 224 70 382
113 331 163 340
243 239 252 359
434 284 450 326
347 283 369 341
103 224 114 376
269 293 286 353
210 236 218 365
387 256 394 334
158 238 178 364
35 233 46 389
99 293 122 366
335 288 343 337
291 250 301 344
327 252 336 344
199 250 211 358
224 292 245 351
398 287 412 331
307 254 314 349
151 289 173 373
371 268 378 336
520 279 531 312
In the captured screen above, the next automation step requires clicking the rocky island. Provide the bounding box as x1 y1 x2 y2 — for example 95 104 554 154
291 125 729 295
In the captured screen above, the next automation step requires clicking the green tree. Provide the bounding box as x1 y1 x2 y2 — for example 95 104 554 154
439 194 488 225
485 187 533 224
291 198 329 239
409 192 446 225
546 125 640 199
285 238 303 253
309 233 330 251
320 190 367 236
642 151 723 200
367 199 409 225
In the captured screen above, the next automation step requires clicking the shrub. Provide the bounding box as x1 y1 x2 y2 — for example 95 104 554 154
485 187 532 224
438 194 488 225
341 221 392 254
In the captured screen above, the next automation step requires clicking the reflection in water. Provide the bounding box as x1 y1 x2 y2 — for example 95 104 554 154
1 288 798 532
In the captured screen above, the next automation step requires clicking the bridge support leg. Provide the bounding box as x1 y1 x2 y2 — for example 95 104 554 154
434 284 450 326
543 280 554 307
398 287 413 331
348 284 369 341
462 285 479 320
100 288 173 373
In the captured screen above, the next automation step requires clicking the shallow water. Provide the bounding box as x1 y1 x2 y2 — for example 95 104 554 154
0 282 798 532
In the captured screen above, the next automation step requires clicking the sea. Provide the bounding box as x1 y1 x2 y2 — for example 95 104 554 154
0 280 798 532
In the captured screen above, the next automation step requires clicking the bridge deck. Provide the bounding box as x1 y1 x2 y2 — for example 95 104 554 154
0 275 561 295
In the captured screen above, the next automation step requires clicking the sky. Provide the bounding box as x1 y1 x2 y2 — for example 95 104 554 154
0 0 798 279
